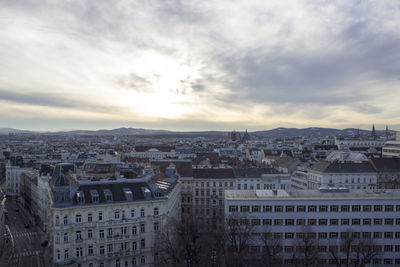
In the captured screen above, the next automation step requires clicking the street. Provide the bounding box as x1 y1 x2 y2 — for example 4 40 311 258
2 200 46 267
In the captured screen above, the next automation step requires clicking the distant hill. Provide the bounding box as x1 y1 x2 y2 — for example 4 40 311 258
0 126 394 138
0 128 34 134
252 127 392 138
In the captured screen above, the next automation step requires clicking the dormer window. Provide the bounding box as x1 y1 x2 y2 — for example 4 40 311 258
77 191 85 204
104 189 113 202
90 190 99 203
123 188 133 201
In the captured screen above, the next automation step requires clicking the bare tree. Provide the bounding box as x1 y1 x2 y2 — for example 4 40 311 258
223 212 256 267
157 212 214 267
291 226 321 267
329 230 381 267
257 229 283 267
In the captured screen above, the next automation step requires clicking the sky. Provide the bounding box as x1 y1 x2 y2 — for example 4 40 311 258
1 0 400 131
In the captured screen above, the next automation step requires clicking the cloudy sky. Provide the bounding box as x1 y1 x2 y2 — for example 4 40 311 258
1 0 400 131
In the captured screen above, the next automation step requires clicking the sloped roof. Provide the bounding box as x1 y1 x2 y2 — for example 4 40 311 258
192 168 235 179
369 158 400 171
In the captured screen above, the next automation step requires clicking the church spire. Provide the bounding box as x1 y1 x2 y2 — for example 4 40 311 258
371 124 376 139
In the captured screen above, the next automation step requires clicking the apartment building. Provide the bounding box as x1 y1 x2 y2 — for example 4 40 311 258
306 161 377 190
49 163 181 267
234 168 291 190
369 158 400 189
225 189 400 265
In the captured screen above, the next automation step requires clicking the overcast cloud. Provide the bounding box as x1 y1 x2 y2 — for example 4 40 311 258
0 0 399 131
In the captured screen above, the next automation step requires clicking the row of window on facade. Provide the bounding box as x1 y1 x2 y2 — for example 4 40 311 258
55 223 159 243
57 249 148 266
229 204 400 213
195 181 233 187
56 240 147 260
230 217 400 226
260 231 400 240
55 208 159 225
237 183 286 190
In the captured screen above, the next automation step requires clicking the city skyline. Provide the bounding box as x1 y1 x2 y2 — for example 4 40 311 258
1 1 400 131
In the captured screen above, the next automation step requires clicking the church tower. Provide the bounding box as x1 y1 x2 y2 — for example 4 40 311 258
371 124 376 140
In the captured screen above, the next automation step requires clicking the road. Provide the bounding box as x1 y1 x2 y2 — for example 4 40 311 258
3 200 46 267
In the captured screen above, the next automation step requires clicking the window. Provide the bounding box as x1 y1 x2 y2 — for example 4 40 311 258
385 218 394 225
108 228 113 237
98 212 103 221
285 219 295 225
88 230 93 239
308 205 317 212
374 218 382 225
263 206 272 212
330 219 338 225
285 206 294 212
75 231 82 240
363 205 371 211
63 233 69 243
108 244 113 253
154 223 159 232
363 219 371 225
384 232 393 239
385 205 394 212
319 205 328 212
296 205 305 212
88 245 93 255
374 205 382 211
229 206 238 212
56 249 60 260
252 206 261 212
140 239 146 248
140 223 145 233
154 207 159 216
319 219 327 225
99 246 105 255
56 233 60 244
63 216 68 225
352 219 360 225
87 213 92 222
140 208 145 217
132 241 137 251
115 211 120 220
341 205 350 212
329 232 338 239
140 256 145 264
131 209 135 218
318 232 327 239
99 229 104 239
240 206 250 212
296 219 305 225
55 216 60 225
132 226 137 235
341 219 349 225
330 205 339 212
64 249 69 259
308 219 316 225
263 219 272 225
274 219 283 225
76 247 83 257
132 258 136 266
76 214 82 223
352 205 361 212
373 232 382 239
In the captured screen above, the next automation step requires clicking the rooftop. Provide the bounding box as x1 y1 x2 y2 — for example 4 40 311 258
225 189 400 201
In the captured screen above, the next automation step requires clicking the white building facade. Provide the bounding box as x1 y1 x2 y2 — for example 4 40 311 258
225 189 400 265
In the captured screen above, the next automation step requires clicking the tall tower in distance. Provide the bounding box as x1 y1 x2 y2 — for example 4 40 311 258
371 124 376 140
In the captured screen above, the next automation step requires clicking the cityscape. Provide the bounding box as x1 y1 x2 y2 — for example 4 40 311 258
0 126 400 266
1 1 400 267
